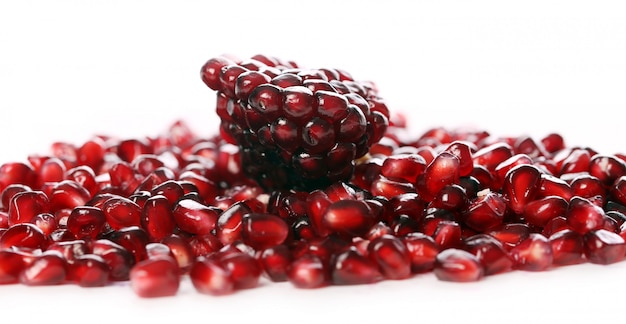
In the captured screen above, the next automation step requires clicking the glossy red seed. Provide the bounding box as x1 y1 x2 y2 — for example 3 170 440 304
37 157 66 186
187 233 223 258
380 154 426 183
129 257 180 298
322 200 375 237
523 196 569 228
219 250 261 290
258 244 292 282
32 213 57 237
567 196 606 234
0 223 47 250
432 220 463 249
287 254 327 289
542 216 571 237
488 223 530 250
8 190 49 226
67 206 106 240
217 202 250 245
434 248 484 282
91 239 135 281
161 234 195 273
190 257 234 295
49 180 92 211
102 197 142 230
462 191 507 232
241 213 289 250
367 235 411 280
172 199 219 236
331 248 382 285
473 143 514 172
424 152 460 197
464 234 513 276
0 250 27 284
510 233 553 271
402 233 440 273
106 226 149 263
19 251 67 286
141 195 175 241
502 164 542 214
69 254 110 287
548 229 585 266
0 162 37 193
444 141 474 177
584 229 626 264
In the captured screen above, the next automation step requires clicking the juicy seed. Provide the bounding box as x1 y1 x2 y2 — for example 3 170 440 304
129 257 180 298
434 249 484 282
190 257 235 296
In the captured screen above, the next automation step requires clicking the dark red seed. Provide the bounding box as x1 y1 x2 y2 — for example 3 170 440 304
258 244 292 282
464 234 514 275
106 226 149 263
367 235 411 280
129 256 180 298
67 206 106 240
549 229 585 266
523 196 568 228
566 196 606 234
434 248 484 282
488 223 530 250
19 251 67 286
331 248 382 285
91 239 135 281
69 254 110 287
322 200 375 237
510 233 553 271
241 213 289 250
584 229 626 265
461 191 507 232
8 190 49 226
0 223 47 250
0 250 27 284
102 197 142 230
172 199 219 236
380 154 426 184
402 233 440 273
190 257 234 295
286 254 327 289
141 195 175 241
424 152 460 197
49 180 92 211
161 234 194 273
217 201 250 245
219 250 261 290
0 162 37 193
501 164 542 214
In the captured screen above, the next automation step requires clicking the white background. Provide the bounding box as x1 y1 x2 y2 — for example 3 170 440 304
1 1 626 323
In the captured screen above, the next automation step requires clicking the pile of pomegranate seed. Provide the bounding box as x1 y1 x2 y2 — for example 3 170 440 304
1 55 626 298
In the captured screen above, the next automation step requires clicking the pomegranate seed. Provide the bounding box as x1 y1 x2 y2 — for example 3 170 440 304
464 234 514 275
567 196 606 234
331 248 382 285
102 196 142 230
161 234 194 272
322 200 376 237
241 213 289 250
69 254 110 287
129 256 180 298
423 152 460 197
0 162 37 193
542 216 571 237
380 154 426 183
91 239 135 281
473 142 514 172
216 201 250 245
49 180 92 211
461 191 507 232
523 196 569 228
549 229 585 266
33 213 58 237
0 249 27 284
8 190 50 226
172 199 219 236
19 251 67 286
367 235 411 280
141 195 175 241
106 226 149 263
187 233 223 258
432 220 463 249
584 229 626 265
219 250 261 290
190 257 235 295
510 233 553 271
402 233 440 273
66 206 106 240
541 133 565 153
0 223 47 250
501 164 542 214
286 254 327 289
434 248 484 282
488 223 530 250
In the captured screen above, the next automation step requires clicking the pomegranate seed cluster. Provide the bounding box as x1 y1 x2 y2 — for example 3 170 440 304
1 57 626 298
200 54 390 190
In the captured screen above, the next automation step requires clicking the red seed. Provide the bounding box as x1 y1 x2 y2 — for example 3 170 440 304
567 196 606 234
464 234 514 275
549 229 585 266
190 257 235 295
523 196 569 228
172 199 219 236
19 251 67 286
161 234 195 273
0 223 47 250
367 235 411 280
258 244 292 282
322 200 376 237
141 195 175 241
424 152 460 197
219 250 261 290
434 248 484 282
509 233 553 271
462 191 507 232
67 206 106 240
217 201 250 245
102 196 142 230
0 250 27 284
129 256 180 298
241 213 289 250
49 180 92 211
46 240 88 264
331 248 382 285
402 233 440 273
91 239 135 281
286 254 327 289
69 254 110 287
584 229 626 265
8 190 50 226
501 164 542 214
